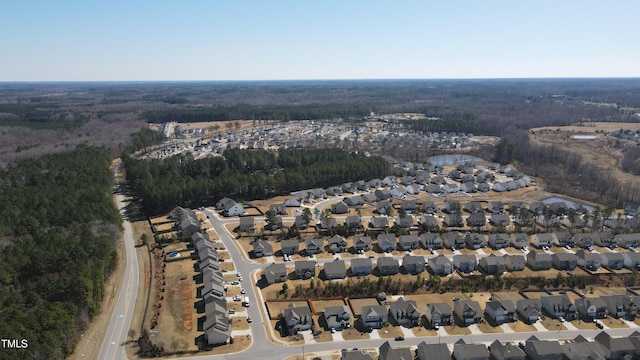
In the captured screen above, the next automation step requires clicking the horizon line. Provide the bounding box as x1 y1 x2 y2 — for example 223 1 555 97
2 76 640 84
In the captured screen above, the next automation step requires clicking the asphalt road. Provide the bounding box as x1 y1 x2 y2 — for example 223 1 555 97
98 164 140 360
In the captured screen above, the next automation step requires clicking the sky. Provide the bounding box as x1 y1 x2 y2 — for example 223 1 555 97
1 0 639 81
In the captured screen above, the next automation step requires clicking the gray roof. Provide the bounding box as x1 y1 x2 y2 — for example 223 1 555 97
324 259 346 278
379 341 413 360
416 342 450 360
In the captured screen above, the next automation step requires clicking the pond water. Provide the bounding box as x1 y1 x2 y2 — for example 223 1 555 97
542 197 595 211
426 154 485 166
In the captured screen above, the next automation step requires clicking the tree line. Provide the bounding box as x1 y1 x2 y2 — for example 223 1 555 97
123 148 391 217
143 103 371 123
0 146 121 360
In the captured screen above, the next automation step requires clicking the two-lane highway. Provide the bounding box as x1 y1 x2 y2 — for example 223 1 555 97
98 164 139 360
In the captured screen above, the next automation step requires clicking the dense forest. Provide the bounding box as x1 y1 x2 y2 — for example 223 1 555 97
0 146 121 360
123 148 391 216
143 103 372 123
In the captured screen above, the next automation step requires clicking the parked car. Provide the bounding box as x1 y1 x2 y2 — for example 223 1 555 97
394 336 404 341
247 317 252 323
241 288 246 294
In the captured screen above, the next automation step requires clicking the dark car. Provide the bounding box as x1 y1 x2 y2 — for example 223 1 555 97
394 336 404 341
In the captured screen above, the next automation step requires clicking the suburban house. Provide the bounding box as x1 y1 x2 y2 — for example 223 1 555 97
540 295 577 320
600 252 625 270
323 305 352 330
377 233 396 252
524 336 564 360
453 339 490 360
485 299 516 325
531 233 554 248
466 212 486 228
421 201 438 214
504 254 526 272
488 233 510 249
517 298 542 324
400 199 417 213
562 335 606 360
294 215 309 230
478 254 506 275
418 215 439 230
490 340 526 360
402 254 425 275
253 239 273 258
375 189 392 201
379 341 412 360
329 235 348 253
319 217 337 230
443 232 465 250
238 217 255 232
553 232 575 247
453 254 477 273
342 349 373 360
464 201 484 213
601 294 639 319
204 303 231 346
305 238 324 255
510 233 528 249
377 257 400 276
396 214 414 228
181 216 201 236
454 300 483 326
489 214 511 228
361 192 377 204
264 263 287 285
389 297 421 327
369 216 389 229
429 254 453 275
574 233 596 249
594 232 616 248
416 342 451 360
331 201 349 214
594 332 636 360
344 195 365 207
216 197 245 217
270 203 287 215
465 233 486 249
575 297 608 321
444 213 463 227
398 234 419 251
284 197 303 207
488 201 505 214
615 233 640 248
353 235 373 252
425 302 453 327
280 239 299 255
623 251 640 270
420 232 443 249
345 215 362 229
375 201 390 215
527 251 552 270
576 249 602 270
323 259 346 280
551 253 578 270
294 260 316 280
282 303 313 335
360 305 388 329
350 258 373 276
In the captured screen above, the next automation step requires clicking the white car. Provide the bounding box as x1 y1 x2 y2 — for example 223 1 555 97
241 288 246 294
